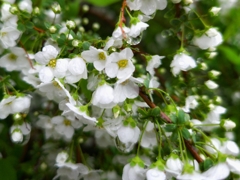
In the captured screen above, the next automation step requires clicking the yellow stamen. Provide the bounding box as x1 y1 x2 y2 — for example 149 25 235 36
48 59 57 68
117 59 128 68
64 119 71 126
98 52 106 60
8 53 17 61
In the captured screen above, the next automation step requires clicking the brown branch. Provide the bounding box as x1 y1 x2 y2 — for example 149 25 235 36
139 87 203 163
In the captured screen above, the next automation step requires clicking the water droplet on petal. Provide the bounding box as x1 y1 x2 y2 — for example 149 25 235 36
126 33 143 45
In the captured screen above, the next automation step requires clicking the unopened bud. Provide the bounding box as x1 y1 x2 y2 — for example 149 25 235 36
221 119 236 131
92 22 100 31
10 6 18 14
83 18 89 25
210 7 221 16
52 3 61 14
11 129 23 143
82 4 89 12
66 20 76 29
33 7 40 15
49 25 57 33
72 39 79 47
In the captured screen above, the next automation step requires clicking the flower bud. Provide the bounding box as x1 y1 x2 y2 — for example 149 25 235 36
82 4 89 12
33 7 40 15
49 25 57 33
205 80 218 89
184 0 193 5
209 70 221 79
51 3 61 14
221 119 236 131
66 20 76 29
83 18 89 25
10 6 18 14
11 128 23 143
92 22 100 31
72 39 79 47
210 7 221 16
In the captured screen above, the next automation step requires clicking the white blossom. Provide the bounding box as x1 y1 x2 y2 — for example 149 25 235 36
92 83 115 109
122 163 145 180
205 80 219 89
170 53 196 76
81 46 109 71
129 21 149 38
0 25 21 48
193 28 223 50
105 48 135 81
18 0 33 13
202 163 230 179
0 47 30 71
146 168 166 180
146 55 164 76
126 0 167 15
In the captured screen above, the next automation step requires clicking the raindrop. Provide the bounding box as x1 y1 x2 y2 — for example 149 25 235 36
126 33 143 45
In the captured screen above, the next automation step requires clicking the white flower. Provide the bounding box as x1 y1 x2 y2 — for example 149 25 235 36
226 158 240 175
0 47 30 71
129 21 149 38
182 95 198 113
11 96 31 114
193 28 223 50
165 155 183 178
112 26 130 39
0 96 16 119
202 163 230 179
105 48 135 81
65 57 87 83
92 83 115 109
170 53 196 76
117 125 140 145
205 80 218 89
0 26 21 48
81 46 109 71
221 119 236 130
35 45 59 65
210 7 221 16
126 0 167 15
51 115 81 139
221 140 239 156
141 122 157 148
11 129 23 143
64 103 97 125
177 171 205 180
122 163 145 180
146 168 166 180
56 151 69 164
146 55 164 75
113 78 139 103
37 80 67 102
18 0 33 13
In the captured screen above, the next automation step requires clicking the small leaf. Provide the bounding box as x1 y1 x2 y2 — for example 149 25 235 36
181 127 191 140
219 46 240 65
82 41 91 50
143 73 151 88
17 22 25 31
170 19 182 27
164 8 176 19
171 131 178 141
149 107 161 117
200 158 214 171
178 110 186 124
164 124 177 132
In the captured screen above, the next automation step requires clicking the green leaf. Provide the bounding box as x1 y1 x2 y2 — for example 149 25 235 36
0 159 17 180
85 0 120 7
25 21 34 29
181 128 191 140
169 114 177 123
170 19 182 27
143 73 151 88
177 110 186 124
164 8 176 19
171 131 178 141
17 22 26 31
219 45 240 65
149 107 161 117
200 158 214 171
164 124 177 132
82 41 91 50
